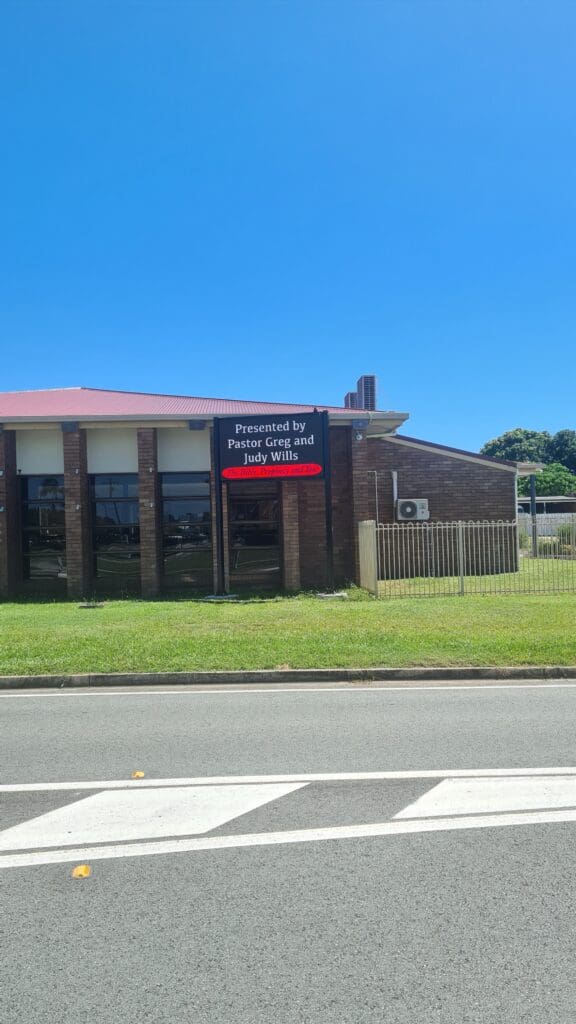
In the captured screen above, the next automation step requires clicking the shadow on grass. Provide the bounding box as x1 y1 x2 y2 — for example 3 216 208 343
1 585 371 607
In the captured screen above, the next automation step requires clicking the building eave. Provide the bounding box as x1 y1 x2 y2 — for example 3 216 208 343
1 409 410 431
381 434 518 472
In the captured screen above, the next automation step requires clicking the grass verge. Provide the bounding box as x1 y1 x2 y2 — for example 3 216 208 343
0 592 575 675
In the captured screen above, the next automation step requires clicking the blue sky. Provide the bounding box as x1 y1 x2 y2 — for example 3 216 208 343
1 1 575 451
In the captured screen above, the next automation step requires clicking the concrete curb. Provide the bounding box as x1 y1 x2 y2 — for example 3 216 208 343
1 665 576 689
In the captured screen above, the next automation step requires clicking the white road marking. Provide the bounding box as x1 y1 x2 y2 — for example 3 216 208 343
4 770 576 869
0 783 305 851
1 682 576 697
3 767 576 792
2 806 576 869
395 776 576 819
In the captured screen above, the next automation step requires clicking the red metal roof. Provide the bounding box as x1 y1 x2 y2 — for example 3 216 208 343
0 386 380 421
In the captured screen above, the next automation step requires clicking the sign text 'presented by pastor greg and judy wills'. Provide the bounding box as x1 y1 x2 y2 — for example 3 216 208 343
218 413 325 480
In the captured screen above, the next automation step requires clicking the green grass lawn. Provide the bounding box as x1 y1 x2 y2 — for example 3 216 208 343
1 591 575 675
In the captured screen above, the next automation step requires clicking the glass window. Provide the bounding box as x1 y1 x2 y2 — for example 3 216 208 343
228 489 280 585
94 550 142 579
160 473 210 498
231 525 280 548
160 474 212 586
230 499 278 523
163 525 211 548
93 526 140 547
93 501 140 526
22 477 65 501
21 503 66 528
23 553 67 580
229 498 279 549
91 475 139 499
163 548 213 578
20 476 66 581
230 549 281 576
91 475 140 580
22 530 67 553
162 499 211 525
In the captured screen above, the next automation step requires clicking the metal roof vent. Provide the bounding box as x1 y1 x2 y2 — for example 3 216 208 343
344 375 377 410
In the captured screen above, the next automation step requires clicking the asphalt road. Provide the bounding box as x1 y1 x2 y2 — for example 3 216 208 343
2 682 576 1024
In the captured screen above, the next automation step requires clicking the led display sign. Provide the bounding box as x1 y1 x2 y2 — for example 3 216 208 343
218 413 325 481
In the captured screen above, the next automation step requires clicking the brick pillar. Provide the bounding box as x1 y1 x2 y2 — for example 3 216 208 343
137 428 162 598
281 480 300 591
330 427 355 585
0 430 20 597
63 428 92 599
298 479 326 589
350 428 370 585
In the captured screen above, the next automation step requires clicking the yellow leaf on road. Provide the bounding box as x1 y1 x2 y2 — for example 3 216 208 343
72 864 91 878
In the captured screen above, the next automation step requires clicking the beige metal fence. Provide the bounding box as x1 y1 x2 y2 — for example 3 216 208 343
357 517 576 598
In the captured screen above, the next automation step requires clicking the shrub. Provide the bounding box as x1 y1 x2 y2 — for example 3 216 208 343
556 522 576 546
537 538 560 557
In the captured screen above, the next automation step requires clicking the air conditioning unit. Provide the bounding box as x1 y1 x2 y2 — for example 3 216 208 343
396 498 430 521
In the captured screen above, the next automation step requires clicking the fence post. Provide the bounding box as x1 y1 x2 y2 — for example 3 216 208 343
457 521 465 595
530 474 538 558
358 520 378 596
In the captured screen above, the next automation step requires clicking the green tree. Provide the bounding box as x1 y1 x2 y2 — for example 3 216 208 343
480 428 551 463
546 430 576 474
517 463 576 497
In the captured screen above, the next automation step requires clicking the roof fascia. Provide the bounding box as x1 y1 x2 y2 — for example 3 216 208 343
2 410 410 429
381 434 517 472
3 417 198 429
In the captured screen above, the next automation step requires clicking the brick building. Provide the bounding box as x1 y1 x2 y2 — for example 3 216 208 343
0 384 517 598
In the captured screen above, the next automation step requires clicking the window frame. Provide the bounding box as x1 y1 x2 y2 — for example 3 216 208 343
90 473 141 580
19 475 67 581
160 472 213 585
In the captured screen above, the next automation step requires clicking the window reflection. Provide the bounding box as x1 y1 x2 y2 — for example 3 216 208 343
90 475 140 579
228 489 280 584
20 476 66 581
160 473 212 588
94 501 140 526
91 475 139 499
162 499 211 525
160 473 210 498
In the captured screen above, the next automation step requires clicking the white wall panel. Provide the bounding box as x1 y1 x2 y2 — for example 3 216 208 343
86 428 138 473
16 430 64 474
157 428 211 472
